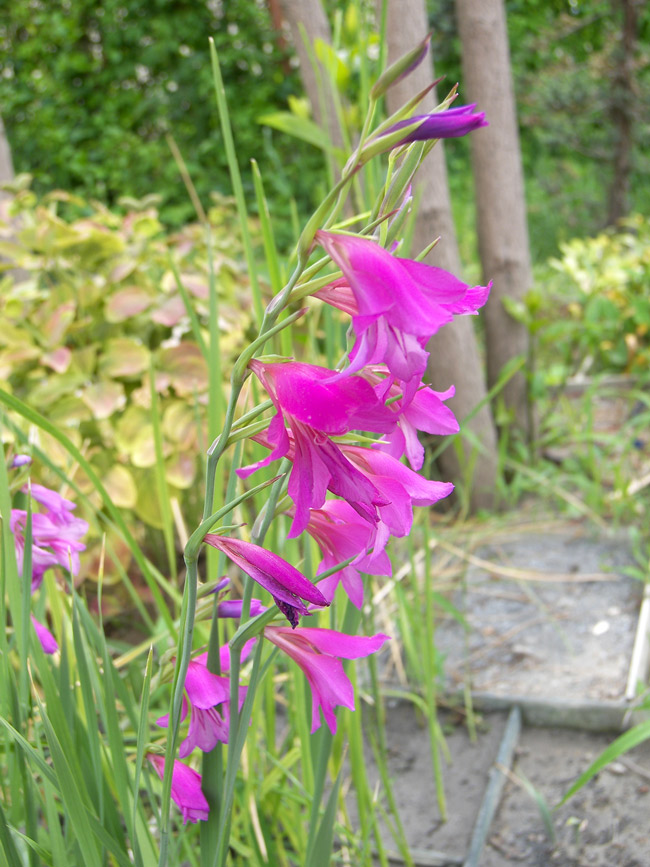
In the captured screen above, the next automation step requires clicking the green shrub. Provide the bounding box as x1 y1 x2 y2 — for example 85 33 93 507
548 214 650 376
0 179 259 572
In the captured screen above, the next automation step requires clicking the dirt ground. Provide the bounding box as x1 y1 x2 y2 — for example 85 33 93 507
484 727 650 867
361 524 650 866
353 705 507 863
358 706 650 866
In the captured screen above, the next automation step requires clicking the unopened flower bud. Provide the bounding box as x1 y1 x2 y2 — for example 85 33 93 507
370 33 431 100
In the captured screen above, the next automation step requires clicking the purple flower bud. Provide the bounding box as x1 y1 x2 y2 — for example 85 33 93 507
381 104 488 145
10 454 32 468
370 33 431 99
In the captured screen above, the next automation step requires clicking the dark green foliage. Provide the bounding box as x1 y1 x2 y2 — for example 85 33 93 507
427 0 650 260
0 0 323 237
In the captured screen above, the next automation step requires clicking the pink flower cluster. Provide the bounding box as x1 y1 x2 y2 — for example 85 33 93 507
239 231 489 611
10 472 88 654
159 234 489 824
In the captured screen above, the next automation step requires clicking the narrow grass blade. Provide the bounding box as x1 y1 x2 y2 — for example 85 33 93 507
307 766 343 867
209 38 264 327
149 363 178 582
557 721 650 807
0 797 23 867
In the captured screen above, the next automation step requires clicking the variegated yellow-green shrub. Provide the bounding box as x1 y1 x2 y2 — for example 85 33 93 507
548 214 650 375
0 177 261 587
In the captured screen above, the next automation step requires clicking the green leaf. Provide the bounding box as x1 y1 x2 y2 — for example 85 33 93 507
557 721 650 807
257 112 333 152
33 694 102 867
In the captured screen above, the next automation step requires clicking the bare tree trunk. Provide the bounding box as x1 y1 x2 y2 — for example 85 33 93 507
606 0 639 226
277 0 344 153
455 0 532 437
384 0 498 510
0 113 14 198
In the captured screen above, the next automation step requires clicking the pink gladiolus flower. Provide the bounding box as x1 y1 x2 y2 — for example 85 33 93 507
364 370 459 470
204 534 328 627
10 482 87 654
31 615 58 654
340 445 454 551
148 755 209 824
380 104 488 145
238 359 396 537
315 231 490 384
303 500 392 608
265 626 389 733
11 484 88 590
157 641 254 757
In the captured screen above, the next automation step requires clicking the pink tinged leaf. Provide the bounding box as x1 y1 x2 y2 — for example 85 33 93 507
148 756 210 824
81 381 126 419
31 616 58 654
41 347 72 374
159 342 209 396
104 287 153 322
152 294 187 327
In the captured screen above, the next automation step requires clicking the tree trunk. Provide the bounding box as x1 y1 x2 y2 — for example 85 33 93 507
606 0 639 226
277 0 344 153
455 0 532 438
0 113 14 198
384 0 498 511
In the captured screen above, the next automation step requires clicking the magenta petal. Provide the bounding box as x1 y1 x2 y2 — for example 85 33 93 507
149 756 209 824
156 696 189 729
179 705 231 757
265 626 389 733
217 598 267 619
184 660 230 709
204 535 328 614
344 446 454 507
380 104 488 144
31 615 58 654
291 627 390 659
27 483 77 515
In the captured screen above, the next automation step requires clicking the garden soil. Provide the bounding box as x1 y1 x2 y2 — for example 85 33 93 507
365 524 650 865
